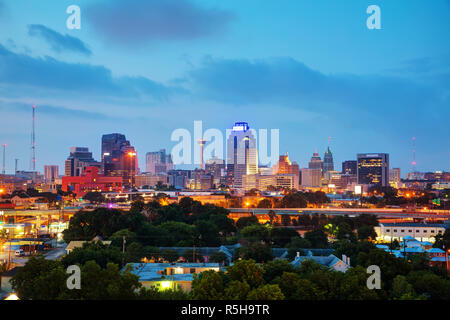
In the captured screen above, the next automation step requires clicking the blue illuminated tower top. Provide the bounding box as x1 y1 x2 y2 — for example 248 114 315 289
232 122 249 132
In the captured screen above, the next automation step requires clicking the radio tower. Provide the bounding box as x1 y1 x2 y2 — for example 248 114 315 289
198 138 206 170
30 105 36 171
411 137 417 172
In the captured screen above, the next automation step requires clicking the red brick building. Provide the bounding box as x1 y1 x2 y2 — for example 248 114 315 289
62 166 123 197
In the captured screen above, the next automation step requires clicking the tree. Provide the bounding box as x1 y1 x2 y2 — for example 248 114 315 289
235 243 274 263
236 216 259 229
209 251 229 265
280 193 307 208
159 221 197 246
190 270 226 300
195 220 221 246
247 284 284 300
10 257 67 300
83 191 104 204
224 280 251 299
357 225 377 241
240 224 270 244
61 241 124 269
209 214 236 236
125 242 145 263
270 227 300 247
263 259 295 283
227 259 264 289
304 229 329 248
161 250 179 263
257 199 272 208
281 215 291 226
109 229 137 248
391 275 419 300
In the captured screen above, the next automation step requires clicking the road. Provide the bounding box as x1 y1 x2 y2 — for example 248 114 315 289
0 243 67 266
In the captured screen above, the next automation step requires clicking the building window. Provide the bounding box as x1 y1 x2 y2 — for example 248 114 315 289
409 230 412 233
386 229 390 232
190 268 195 274
423 230 427 233
401 230 405 233
393 229 397 232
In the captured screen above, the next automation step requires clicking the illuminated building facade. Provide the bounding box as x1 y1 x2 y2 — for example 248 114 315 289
389 168 401 187
323 147 334 174
226 122 258 188
308 151 323 171
62 166 123 197
102 133 138 189
145 149 173 175
64 147 100 177
274 154 300 189
301 168 322 188
357 153 389 187
342 160 357 175
44 165 59 183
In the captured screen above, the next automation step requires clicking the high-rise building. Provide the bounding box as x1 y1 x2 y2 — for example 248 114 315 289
274 154 300 189
389 168 401 188
308 151 323 171
342 160 357 175
301 168 322 188
357 153 389 187
323 147 334 173
205 156 225 186
145 149 173 175
226 122 258 188
44 165 59 183
102 133 138 189
64 147 100 177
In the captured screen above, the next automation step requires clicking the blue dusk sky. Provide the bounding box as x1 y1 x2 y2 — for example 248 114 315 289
0 0 449 175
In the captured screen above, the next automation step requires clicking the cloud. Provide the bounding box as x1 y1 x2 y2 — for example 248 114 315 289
86 0 234 45
0 43 180 100
28 24 92 56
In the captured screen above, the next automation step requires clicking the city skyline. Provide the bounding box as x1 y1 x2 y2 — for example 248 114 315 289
0 0 449 174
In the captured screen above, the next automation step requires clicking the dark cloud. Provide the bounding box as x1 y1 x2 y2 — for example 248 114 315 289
0 43 180 100
28 24 92 56
86 0 234 45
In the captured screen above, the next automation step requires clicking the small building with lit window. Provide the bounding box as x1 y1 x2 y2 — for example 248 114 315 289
375 222 449 243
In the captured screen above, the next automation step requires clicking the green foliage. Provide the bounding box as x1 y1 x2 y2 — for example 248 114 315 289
236 215 260 229
227 259 265 289
190 270 226 300
209 251 229 264
304 229 329 248
247 284 285 300
240 224 270 243
235 243 274 263
271 227 300 247
161 249 179 263
61 241 124 269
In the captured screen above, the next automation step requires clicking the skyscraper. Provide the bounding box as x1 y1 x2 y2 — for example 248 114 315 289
44 165 59 183
357 153 389 187
145 149 173 175
101 133 138 189
323 147 334 173
274 154 300 189
308 150 323 171
342 160 357 175
226 122 258 188
64 147 100 177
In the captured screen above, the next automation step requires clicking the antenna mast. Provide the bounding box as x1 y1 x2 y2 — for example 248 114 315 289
411 137 416 172
31 105 36 171
2 144 5 174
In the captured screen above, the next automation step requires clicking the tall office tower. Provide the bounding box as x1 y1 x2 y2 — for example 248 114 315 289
145 149 173 175
226 122 258 188
44 165 59 182
308 150 323 171
357 153 389 187
301 168 322 188
205 156 225 185
389 168 401 187
342 160 357 175
65 147 100 177
274 154 300 189
323 147 334 173
102 133 138 189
